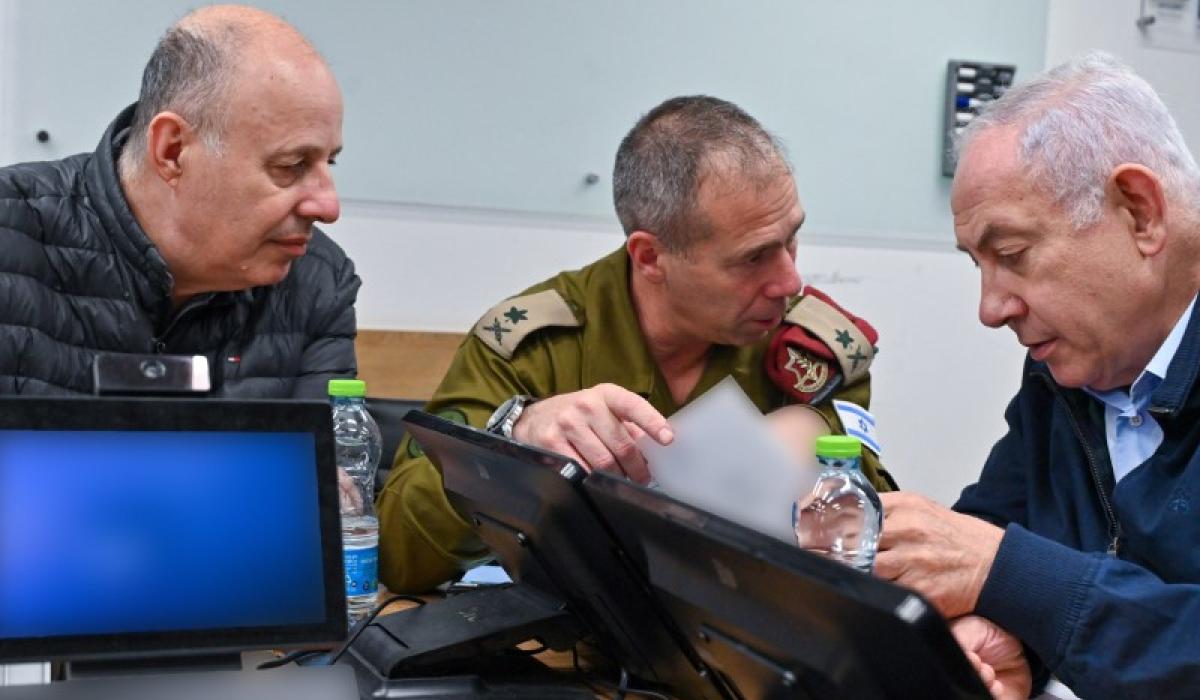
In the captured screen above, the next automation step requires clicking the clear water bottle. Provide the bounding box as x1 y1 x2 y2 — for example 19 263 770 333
329 379 382 624
794 435 883 573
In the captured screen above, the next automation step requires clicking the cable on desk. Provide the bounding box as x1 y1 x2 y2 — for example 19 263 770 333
569 642 672 700
617 668 631 698
622 687 672 700
327 594 426 666
570 643 610 697
613 668 672 700
256 649 328 670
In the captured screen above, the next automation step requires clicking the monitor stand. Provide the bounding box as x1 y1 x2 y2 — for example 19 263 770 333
343 584 581 678
342 584 591 699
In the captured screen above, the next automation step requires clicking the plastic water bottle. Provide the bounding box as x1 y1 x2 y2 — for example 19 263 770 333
794 435 883 573
329 379 383 624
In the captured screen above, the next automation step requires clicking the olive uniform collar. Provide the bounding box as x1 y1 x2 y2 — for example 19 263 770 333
578 248 660 402
579 248 775 416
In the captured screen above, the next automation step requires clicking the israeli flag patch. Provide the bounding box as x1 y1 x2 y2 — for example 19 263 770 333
833 400 882 457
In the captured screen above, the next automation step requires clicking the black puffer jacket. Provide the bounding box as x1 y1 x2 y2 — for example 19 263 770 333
0 105 360 397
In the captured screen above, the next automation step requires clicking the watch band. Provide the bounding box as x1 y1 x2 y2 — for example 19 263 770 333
500 395 529 439
486 395 534 439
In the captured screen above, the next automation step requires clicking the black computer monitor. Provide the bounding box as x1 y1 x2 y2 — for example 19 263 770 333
0 397 347 665
401 410 731 699
584 472 992 699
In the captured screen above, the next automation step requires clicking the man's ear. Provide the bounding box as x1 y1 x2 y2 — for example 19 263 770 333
144 112 194 187
627 230 668 283
1109 163 1167 257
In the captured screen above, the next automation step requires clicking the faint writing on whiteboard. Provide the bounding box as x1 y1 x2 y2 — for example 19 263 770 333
1139 0 1200 54
803 270 864 286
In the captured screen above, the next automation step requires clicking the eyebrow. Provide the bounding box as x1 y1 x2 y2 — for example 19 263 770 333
793 212 807 235
737 213 807 259
274 144 343 160
955 222 1028 254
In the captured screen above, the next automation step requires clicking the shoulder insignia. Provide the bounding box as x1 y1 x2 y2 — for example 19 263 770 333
784 293 876 386
473 289 582 360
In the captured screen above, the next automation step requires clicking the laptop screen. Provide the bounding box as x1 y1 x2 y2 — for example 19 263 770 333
0 398 345 662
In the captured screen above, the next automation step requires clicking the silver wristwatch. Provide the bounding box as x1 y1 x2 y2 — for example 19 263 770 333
485 394 534 439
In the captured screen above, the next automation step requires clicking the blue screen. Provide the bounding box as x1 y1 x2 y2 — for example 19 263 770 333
0 430 327 638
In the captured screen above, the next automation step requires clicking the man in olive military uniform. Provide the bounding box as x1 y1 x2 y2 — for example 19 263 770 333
378 96 893 592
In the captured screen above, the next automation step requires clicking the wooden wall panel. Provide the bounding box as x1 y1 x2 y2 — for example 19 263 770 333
354 330 465 400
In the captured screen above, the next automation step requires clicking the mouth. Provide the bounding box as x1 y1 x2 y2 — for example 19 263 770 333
271 237 310 256
752 315 783 329
1025 338 1057 362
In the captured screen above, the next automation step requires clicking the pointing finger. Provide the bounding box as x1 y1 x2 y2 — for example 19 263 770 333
598 384 673 444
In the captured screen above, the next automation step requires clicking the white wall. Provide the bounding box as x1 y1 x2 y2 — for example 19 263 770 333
1047 0 1200 151
0 0 15 165
3 0 1049 242
0 4 1040 506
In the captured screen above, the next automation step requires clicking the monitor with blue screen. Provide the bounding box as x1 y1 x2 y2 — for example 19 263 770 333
0 397 346 663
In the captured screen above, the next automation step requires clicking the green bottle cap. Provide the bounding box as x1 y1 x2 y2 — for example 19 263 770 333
328 378 367 397
815 435 862 459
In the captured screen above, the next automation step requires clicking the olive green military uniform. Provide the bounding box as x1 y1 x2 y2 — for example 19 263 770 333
377 248 893 592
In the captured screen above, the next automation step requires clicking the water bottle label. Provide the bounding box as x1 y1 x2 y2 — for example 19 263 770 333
344 544 378 597
816 455 861 471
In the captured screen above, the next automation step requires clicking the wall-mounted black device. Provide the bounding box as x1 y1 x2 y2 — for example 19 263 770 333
942 60 1016 176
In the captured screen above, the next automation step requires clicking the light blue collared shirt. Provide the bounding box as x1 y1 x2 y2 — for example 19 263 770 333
1084 296 1197 483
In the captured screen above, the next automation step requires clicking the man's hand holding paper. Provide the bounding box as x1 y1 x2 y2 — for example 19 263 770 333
636 378 820 542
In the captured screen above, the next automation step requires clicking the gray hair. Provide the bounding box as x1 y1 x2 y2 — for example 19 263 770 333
118 23 243 178
612 95 790 253
958 51 1200 228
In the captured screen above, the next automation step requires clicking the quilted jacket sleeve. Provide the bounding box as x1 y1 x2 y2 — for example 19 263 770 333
291 236 361 399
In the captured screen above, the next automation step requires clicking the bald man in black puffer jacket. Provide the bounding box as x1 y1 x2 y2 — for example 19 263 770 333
0 7 359 397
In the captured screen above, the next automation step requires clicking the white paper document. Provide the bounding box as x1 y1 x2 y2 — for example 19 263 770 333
637 377 818 542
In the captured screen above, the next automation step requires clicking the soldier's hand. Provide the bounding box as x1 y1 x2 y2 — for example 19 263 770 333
874 492 1003 619
512 383 673 483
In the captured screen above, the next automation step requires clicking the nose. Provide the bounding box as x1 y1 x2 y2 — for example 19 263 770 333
764 248 803 299
978 274 1026 329
297 167 340 224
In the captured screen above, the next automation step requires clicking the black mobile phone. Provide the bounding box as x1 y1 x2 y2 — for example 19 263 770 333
92 353 212 396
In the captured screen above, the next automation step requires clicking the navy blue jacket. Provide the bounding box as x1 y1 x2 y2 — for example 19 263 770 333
955 303 1200 699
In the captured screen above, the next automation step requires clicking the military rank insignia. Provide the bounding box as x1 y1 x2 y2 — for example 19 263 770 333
765 286 878 404
472 289 581 360
784 346 833 394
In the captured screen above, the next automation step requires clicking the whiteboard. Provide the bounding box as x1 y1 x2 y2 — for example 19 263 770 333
0 0 1045 503
5 0 1047 246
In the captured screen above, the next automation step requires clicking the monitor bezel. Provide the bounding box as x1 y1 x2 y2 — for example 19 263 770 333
402 410 731 699
584 471 993 699
0 396 347 662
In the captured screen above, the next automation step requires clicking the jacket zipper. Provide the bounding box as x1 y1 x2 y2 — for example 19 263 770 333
150 297 208 354
1045 376 1122 555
